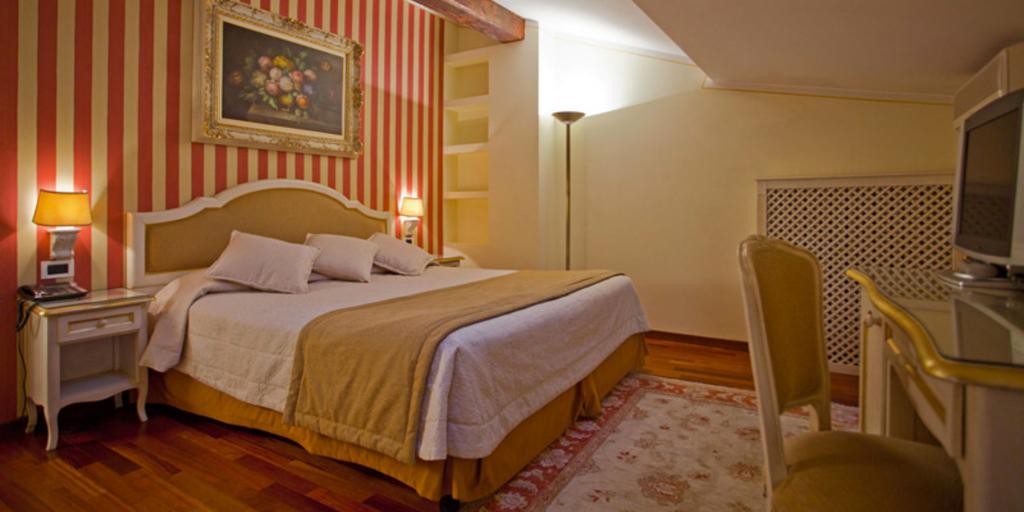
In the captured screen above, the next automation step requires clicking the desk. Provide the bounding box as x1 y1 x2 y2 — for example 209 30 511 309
848 268 1024 512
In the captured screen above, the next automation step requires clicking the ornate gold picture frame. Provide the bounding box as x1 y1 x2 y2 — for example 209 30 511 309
193 0 363 157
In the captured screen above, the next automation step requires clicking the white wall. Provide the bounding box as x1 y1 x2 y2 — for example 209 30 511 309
539 34 958 341
480 23 545 269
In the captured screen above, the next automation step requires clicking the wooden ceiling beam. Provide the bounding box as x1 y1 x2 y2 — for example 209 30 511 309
412 0 525 43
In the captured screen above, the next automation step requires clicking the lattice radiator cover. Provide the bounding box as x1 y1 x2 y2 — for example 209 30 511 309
758 174 953 371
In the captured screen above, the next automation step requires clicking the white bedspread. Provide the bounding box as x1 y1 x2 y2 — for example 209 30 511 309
170 267 649 460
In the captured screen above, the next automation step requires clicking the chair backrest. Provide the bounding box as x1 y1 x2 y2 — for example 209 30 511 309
738 235 832 490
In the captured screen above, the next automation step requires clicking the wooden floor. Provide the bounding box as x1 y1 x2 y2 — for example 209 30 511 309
643 333 860 407
0 335 858 511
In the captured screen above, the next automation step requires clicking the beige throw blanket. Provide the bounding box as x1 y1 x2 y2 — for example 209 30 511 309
282 269 621 463
141 271 249 372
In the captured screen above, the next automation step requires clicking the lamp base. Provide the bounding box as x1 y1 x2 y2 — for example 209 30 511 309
48 227 80 260
402 219 420 244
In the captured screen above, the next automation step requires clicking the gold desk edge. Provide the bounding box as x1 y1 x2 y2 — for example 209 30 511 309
846 268 1024 392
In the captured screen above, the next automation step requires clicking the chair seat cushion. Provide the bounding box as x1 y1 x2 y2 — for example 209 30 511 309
772 431 962 512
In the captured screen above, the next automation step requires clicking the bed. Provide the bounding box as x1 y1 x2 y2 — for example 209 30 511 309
126 179 649 507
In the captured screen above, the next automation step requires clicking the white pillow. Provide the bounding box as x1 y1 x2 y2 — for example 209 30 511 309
305 233 379 282
369 232 434 276
207 231 320 293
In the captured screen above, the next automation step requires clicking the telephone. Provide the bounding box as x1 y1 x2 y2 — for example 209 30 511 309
19 283 88 302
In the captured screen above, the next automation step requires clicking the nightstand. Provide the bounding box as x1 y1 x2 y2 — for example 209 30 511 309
433 256 465 267
17 289 154 450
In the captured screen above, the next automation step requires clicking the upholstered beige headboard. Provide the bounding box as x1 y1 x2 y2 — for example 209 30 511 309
126 179 393 288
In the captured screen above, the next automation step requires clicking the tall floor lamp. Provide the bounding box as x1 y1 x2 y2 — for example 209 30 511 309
552 111 585 270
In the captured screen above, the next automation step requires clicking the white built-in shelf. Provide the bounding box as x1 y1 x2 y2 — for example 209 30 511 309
60 371 134 407
445 94 489 115
444 142 488 155
444 46 493 68
444 190 490 200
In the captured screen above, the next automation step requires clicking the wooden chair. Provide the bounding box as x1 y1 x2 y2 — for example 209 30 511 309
738 235 962 512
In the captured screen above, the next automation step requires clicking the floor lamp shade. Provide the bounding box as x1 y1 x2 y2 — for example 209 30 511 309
552 111 585 270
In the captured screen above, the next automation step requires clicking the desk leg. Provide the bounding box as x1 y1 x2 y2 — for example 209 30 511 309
44 407 59 451
858 299 887 435
963 386 1024 511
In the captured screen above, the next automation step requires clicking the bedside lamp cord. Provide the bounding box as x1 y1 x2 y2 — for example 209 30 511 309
15 302 38 418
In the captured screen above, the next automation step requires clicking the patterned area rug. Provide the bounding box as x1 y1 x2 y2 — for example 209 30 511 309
473 374 858 512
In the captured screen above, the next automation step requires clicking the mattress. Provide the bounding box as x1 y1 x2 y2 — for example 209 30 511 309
172 266 649 460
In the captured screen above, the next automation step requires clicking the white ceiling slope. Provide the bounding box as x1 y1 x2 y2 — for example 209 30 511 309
633 0 1024 102
494 0 688 60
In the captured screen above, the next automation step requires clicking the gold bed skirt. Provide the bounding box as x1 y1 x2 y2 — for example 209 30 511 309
148 333 647 502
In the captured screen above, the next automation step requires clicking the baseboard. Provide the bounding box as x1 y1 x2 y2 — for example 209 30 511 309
829 362 859 376
645 330 749 352
648 330 861 382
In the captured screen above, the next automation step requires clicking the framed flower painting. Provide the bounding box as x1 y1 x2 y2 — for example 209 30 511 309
193 0 363 157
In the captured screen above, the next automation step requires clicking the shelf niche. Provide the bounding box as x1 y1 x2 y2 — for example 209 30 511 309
448 61 489 101
444 198 489 245
445 152 489 194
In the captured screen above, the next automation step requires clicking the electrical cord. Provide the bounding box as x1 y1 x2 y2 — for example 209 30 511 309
16 300 37 331
15 300 38 419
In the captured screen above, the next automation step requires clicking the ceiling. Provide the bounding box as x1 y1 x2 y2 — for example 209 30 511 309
633 0 1024 102
493 0 688 60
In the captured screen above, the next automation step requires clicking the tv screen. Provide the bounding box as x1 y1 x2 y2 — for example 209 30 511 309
957 106 1021 258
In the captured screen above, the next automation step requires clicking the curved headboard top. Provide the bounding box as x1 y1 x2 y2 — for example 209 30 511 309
126 179 393 289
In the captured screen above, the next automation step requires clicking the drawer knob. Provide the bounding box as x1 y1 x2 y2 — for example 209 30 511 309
864 310 882 327
96 319 107 328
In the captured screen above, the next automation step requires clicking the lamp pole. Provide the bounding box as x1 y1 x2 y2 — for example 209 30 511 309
552 111 585 270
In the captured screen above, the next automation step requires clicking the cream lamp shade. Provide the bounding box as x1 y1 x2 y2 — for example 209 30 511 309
33 189 92 261
33 190 93 227
399 197 424 217
399 197 423 244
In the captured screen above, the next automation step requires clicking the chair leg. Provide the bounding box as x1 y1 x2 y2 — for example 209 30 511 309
810 400 831 432
439 496 460 512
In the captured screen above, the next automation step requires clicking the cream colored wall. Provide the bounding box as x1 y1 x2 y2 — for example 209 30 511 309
481 23 546 269
540 35 958 341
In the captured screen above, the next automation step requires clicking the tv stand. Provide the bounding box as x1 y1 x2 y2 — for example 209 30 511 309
937 259 1024 291
935 269 1024 291
958 259 1000 279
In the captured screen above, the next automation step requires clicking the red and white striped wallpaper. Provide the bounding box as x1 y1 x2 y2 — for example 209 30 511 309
1 0 445 422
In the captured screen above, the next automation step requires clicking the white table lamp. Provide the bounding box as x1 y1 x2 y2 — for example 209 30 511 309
32 189 92 260
399 197 424 244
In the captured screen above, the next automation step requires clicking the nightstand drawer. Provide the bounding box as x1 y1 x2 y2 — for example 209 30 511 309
57 306 142 344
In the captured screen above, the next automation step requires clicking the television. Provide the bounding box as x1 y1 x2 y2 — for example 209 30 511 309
953 89 1024 273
